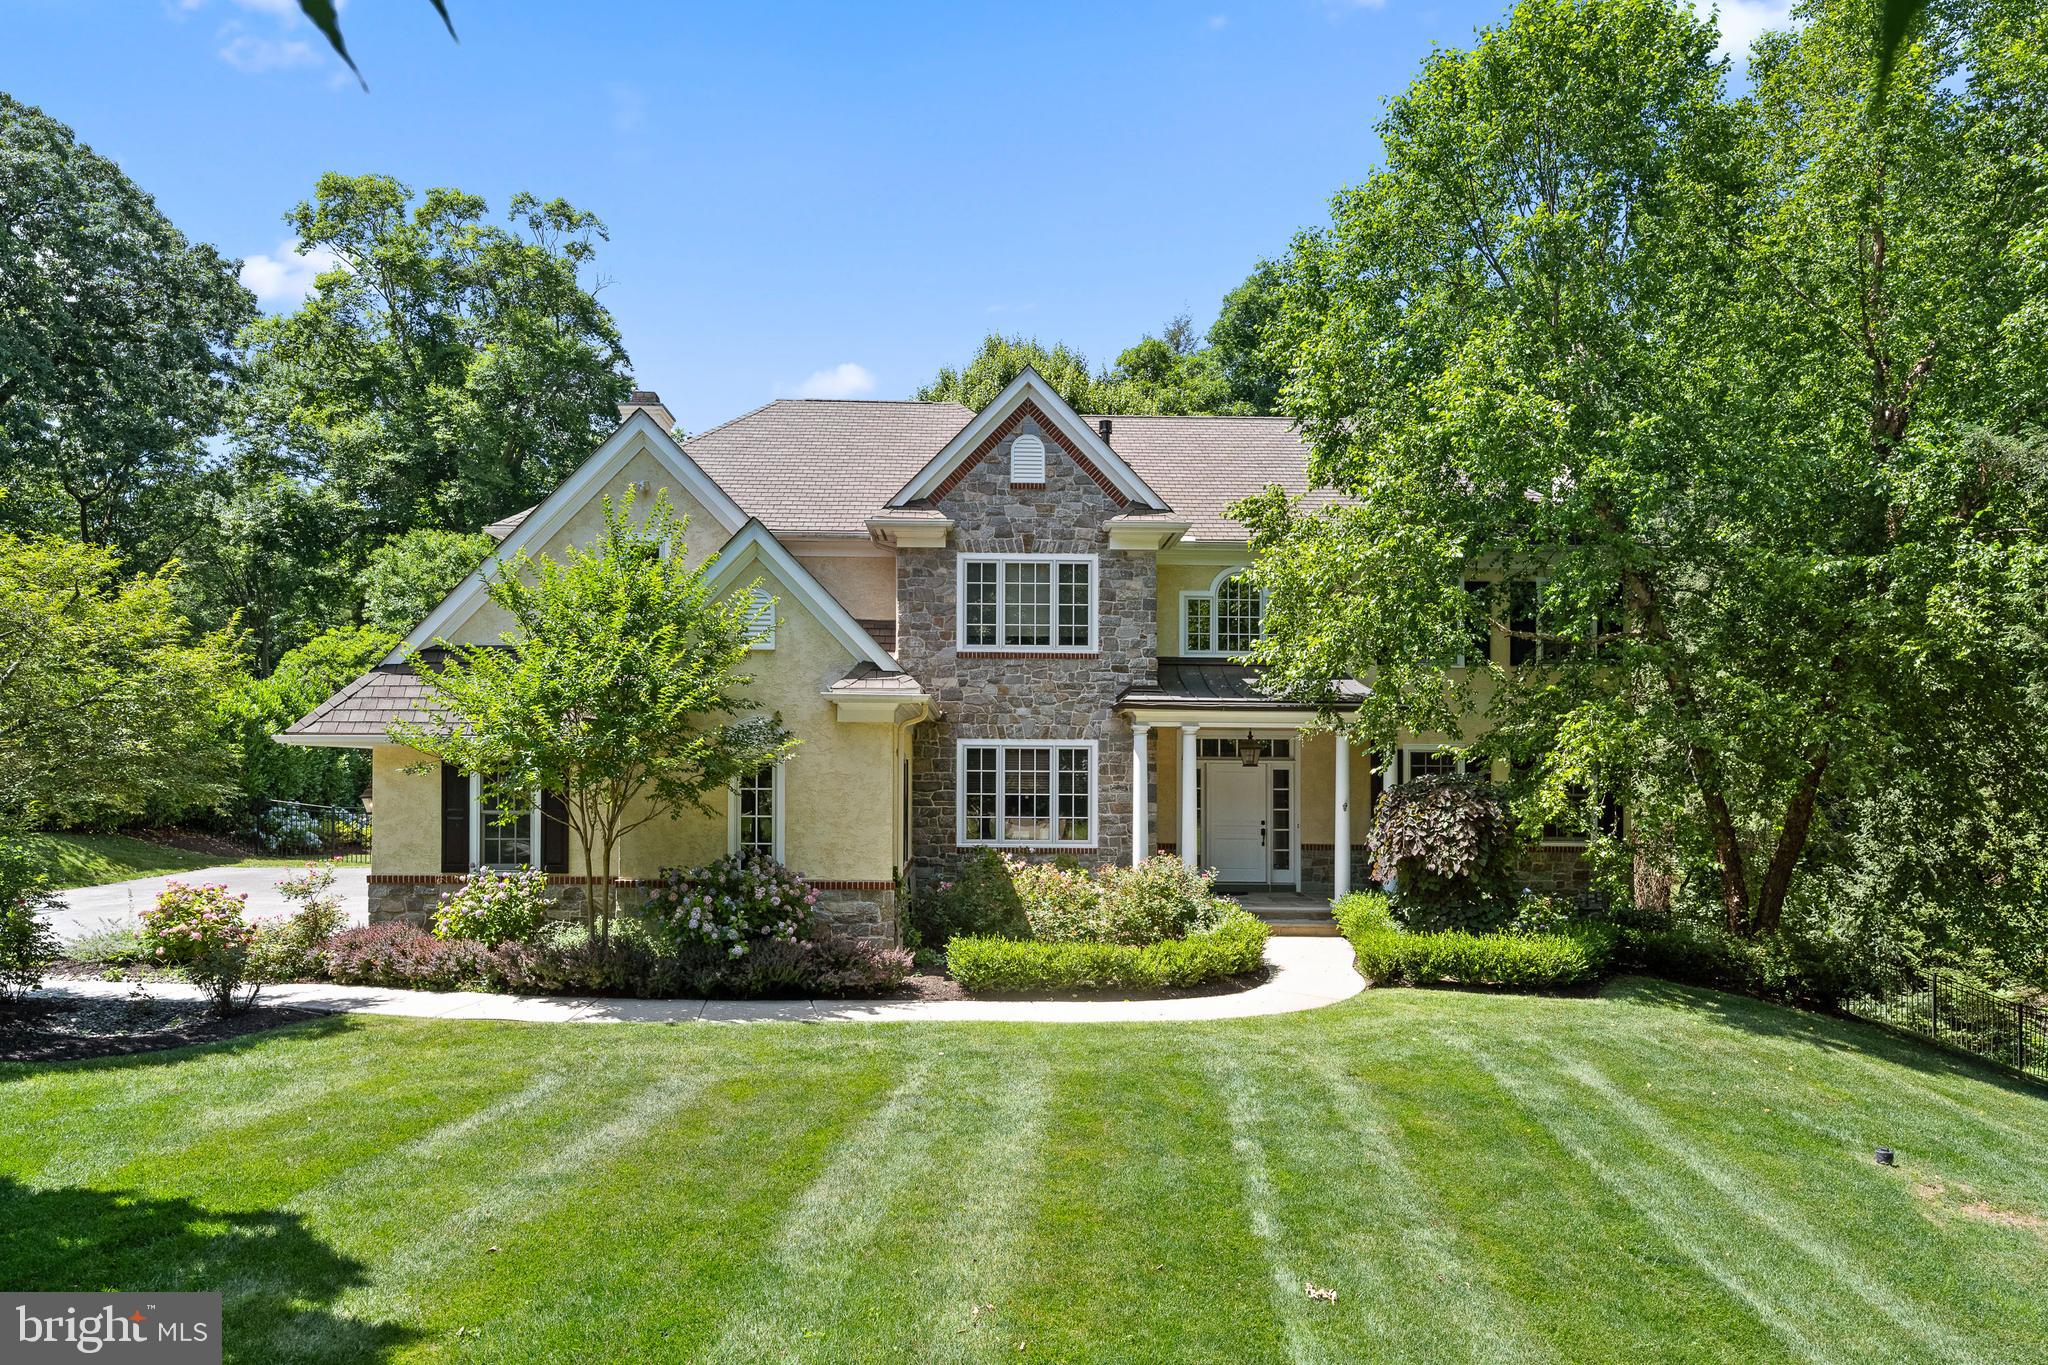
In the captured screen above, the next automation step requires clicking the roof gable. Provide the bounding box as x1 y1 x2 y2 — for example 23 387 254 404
888 368 1169 511
707 521 899 672
388 410 750 663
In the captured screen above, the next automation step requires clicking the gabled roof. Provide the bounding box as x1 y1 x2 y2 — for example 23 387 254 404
390 410 750 663
707 521 899 672
888 368 1170 512
1084 414 1342 540
277 664 439 745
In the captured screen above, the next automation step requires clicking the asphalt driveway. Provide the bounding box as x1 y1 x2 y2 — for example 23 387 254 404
47 864 370 942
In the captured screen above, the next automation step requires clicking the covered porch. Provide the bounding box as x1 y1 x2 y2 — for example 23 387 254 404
1120 660 1373 902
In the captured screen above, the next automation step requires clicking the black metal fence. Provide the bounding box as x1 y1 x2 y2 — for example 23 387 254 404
249 799 372 864
1845 965 2048 1082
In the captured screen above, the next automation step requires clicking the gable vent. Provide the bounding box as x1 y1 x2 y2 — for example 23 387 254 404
1010 433 1046 485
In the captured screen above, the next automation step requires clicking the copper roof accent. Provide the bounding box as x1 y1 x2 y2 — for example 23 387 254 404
826 661 927 695
1117 658 1368 710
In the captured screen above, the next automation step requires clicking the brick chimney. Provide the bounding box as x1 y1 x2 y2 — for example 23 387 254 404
618 389 679 434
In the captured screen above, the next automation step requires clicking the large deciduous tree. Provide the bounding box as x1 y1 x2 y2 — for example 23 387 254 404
0 94 255 562
1241 0 2048 956
392 494 793 934
235 173 632 544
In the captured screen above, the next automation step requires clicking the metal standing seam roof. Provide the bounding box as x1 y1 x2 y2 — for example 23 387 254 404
1118 658 1369 710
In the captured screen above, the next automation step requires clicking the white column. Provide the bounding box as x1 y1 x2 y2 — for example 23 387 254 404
1179 724 1200 870
1334 728 1352 900
1131 723 1151 867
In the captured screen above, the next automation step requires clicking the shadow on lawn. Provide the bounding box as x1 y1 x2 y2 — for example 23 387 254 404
0 1012 364 1080
0 1176 416 1363
1608 975 2048 1101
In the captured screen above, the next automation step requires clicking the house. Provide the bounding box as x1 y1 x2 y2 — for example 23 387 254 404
279 368 1590 943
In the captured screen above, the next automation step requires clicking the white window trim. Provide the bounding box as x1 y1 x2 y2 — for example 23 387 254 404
956 553 1099 653
1397 744 1468 786
470 773 542 871
745 586 777 650
1179 566 1264 657
955 739 1099 849
727 761 785 862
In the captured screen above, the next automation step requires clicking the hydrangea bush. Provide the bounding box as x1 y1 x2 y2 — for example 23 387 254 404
432 867 553 946
141 882 261 1012
644 854 818 957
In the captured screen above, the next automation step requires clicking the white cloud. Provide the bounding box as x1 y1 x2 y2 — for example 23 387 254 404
791 363 877 400
1690 0 1794 63
218 30 318 71
239 237 342 307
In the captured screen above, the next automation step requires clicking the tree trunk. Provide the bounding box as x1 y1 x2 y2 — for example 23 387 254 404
1753 743 1830 934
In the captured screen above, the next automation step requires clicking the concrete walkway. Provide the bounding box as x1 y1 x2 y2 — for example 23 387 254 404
29 936 1363 1025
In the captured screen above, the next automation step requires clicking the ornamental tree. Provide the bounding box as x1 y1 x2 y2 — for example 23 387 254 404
391 492 794 935
1240 0 2048 945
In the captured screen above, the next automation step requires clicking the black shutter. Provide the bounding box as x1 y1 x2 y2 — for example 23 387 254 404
440 763 471 872
541 790 569 873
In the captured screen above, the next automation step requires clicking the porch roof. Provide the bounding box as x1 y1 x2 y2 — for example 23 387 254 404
1117 658 1367 713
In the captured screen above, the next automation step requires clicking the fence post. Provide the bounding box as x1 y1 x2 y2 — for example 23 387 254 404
1929 970 1940 1041
2018 1000 2028 1076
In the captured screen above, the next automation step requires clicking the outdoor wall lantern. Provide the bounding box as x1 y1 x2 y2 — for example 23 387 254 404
1238 732 1261 767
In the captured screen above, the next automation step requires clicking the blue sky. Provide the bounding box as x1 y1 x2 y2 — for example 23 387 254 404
8 0 1778 433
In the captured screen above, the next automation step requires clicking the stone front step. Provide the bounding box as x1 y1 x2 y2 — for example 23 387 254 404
1234 895 1341 938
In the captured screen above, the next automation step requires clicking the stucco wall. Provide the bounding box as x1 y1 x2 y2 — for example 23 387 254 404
795 549 896 623
370 745 442 873
1154 558 1251 654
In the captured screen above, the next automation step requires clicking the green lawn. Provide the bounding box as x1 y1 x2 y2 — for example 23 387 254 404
20 832 300 889
4 981 2045 1363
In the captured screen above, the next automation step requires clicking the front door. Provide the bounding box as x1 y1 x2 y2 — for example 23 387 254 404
1203 762 1269 885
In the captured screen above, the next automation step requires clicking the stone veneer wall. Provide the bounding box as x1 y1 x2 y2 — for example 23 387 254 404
366 877 897 946
895 405 1156 889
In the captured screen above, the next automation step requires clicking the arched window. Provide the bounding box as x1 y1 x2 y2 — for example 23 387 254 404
1181 568 1263 655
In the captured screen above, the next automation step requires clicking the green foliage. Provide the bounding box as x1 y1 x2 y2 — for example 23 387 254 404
250 860 349 980
1368 775 1521 929
945 910 1269 994
0 532 245 830
1336 893 1615 989
357 530 496 633
915 334 1107 412
392 491 794 930
0 842 62 999
1246 0 2048 962
1616 919 1875 1009
141 881 261 1013
641 855 817 956
906 849 1027 947
224 624 397 810
431 867 552 947
0 94 255 565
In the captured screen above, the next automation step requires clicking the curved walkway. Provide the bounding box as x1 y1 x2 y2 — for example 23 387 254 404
31 937 1363 1025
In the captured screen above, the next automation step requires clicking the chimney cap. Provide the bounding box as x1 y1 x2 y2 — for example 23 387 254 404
627 389 663 406
619 389 679 434
1096 417 1113 440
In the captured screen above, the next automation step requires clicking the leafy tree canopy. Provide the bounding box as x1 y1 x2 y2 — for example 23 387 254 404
0 94 255 562
357 529 497 634
1240 0 2048 964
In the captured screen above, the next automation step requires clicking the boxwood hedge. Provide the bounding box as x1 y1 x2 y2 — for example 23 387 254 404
946 909 1269 994
1334 892 1614 990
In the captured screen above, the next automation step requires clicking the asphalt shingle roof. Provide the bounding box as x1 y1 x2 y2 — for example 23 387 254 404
282 665 441 739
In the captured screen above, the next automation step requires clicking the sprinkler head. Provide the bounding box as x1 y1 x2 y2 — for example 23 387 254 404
1875 1147 1895 1166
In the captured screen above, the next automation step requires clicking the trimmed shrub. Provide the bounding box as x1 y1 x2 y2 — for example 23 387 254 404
432 866 552 946
947 910 1268 994
1368 774 1521 932
907 849 1028 948
323 923 491 991
643 854 817 957
1615 920 1872 1009
1095 857 1236 944
1336 892 1613 990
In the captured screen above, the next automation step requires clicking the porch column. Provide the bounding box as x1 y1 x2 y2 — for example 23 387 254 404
1179 724 1199 870
1334 727 1352 899
1131 723 1150 867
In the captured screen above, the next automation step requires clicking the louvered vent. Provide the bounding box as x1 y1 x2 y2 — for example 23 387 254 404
747 587 776 649
1010 433 1046 484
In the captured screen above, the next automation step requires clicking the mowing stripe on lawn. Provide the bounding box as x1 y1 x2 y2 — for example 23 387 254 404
1458 1035 1859 1363
1556 1058 1975 1361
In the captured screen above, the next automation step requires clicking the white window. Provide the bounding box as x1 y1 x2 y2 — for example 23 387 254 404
470 774 540 870
1398 746 1466 784
745 587 776 650
1181 568 1263 655
957 741 1096 847
729 762 782 861
957 555 1096 651
1010 432 1046 484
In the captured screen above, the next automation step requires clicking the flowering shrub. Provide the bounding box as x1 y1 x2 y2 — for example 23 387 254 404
258 806 324 853
142 882 261 1013
971 854 1232 946
643 855 817 957
1005 859 1103 942
252 860 349 980
906 849 1026 947
432 867 552 946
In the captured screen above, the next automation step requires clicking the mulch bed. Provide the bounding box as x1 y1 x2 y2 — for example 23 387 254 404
0 993 328 1064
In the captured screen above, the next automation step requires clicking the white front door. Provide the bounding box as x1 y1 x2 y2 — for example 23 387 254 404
1203 762 1269 884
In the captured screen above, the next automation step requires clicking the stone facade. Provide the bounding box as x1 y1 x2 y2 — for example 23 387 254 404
366 877 897 945
1300 844 1371 899
895 404 1155 889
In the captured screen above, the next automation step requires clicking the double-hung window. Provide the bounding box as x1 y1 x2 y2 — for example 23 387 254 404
957 741 1095 847
1182 569 1263 656
471 774 540 869
730 762 782 861
959 555 1095 651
